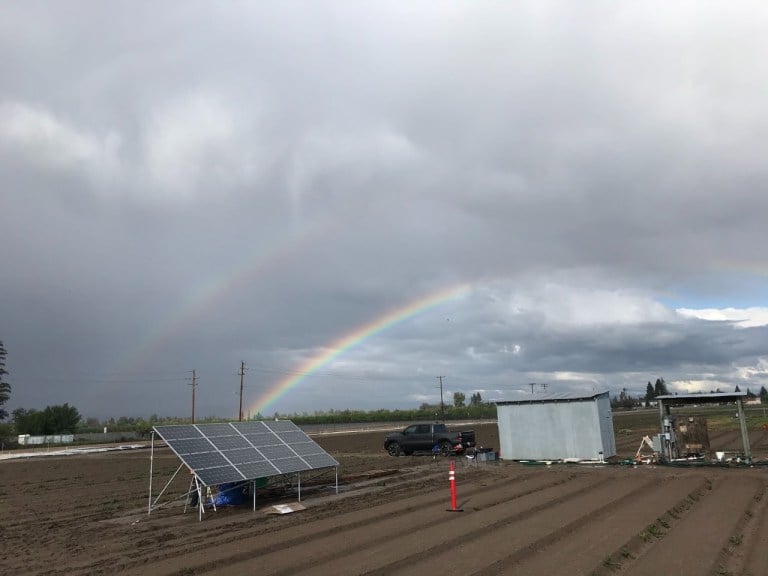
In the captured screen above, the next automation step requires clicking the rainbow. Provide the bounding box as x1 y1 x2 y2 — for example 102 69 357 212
115 219 334 373
248 283 472 415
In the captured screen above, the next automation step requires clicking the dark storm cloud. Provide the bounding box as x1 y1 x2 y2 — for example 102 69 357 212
2 2 768 417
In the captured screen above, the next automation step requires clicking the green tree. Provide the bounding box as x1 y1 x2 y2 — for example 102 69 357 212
645 381 655 405
760 386 768 404
453 392 466 408
0 340 10 420
84 417 101 429
13 408 41 435
735 385 741 393
654 378 668 397
13 404 80 435
44 404 81 433
469 392 483 406
612 388 638 410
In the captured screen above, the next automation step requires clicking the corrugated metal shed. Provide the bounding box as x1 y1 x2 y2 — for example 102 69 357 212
495 390 616 460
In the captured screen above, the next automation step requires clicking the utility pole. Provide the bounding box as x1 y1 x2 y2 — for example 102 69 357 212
437 376 445 422
238 361 246 421
187 369 197 423
529 382 536 394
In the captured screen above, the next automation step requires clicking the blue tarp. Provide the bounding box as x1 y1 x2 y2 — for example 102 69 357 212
212 482 245 506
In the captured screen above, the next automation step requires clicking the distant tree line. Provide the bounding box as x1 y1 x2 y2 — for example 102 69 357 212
283 399 497 426
72 402 497 432
13 404 81 435
642 377 670 406
452 391 485 408
610 378 669 410
610 388 642 410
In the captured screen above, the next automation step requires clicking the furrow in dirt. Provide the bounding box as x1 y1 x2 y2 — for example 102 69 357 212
617 474 763 575
60 465 445 574
280 471 616 576
717 479 768 576
109 465 508 573
480 470 706 576
127 466 577 576
291 471 618 576
369 471 648 576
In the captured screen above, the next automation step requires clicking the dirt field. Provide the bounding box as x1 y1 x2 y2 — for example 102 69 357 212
3 423 768 575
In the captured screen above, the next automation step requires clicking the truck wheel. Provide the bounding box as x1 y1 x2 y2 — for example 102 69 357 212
387 442 401 457
439 441 453 457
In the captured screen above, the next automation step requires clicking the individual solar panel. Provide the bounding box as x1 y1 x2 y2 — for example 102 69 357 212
259 444 295 460
208 435 251 451
272 457 307 474
171 438 216 455
242 421 269 431
263 420 296 432
158 425 203 440
238 461 280 478
277 431 310 444
203 423 240 437
154 420 339 487
302 453 339 468
243 432 276 446
196 466 245 486
222 447 265 465
183 451 229 471
290 442 324 456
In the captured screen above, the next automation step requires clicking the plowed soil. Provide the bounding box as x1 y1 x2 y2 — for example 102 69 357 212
2 423 768 576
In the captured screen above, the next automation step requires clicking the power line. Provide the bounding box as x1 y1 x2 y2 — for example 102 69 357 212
21 376 188 384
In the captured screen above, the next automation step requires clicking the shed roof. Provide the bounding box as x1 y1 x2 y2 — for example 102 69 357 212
495 390 609 406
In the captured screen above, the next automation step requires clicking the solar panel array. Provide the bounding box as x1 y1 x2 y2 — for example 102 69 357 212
153 421 339 487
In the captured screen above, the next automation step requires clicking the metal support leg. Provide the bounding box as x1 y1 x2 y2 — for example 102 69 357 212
737 399 752 460
194 476 203 521
148 431 155 516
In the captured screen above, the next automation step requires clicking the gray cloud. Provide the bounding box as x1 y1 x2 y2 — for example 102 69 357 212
2 2 768 419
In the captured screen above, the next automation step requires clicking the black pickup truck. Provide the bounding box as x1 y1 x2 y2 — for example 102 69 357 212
384 423 476 457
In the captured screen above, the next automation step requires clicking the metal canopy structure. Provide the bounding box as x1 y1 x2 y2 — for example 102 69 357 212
148 420 339 520
655 392 751 461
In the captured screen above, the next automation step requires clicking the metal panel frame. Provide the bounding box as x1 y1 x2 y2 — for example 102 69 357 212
148 420 339 520
153 421 339 486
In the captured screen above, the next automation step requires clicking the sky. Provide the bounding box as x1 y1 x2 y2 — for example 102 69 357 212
2 2 768 420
